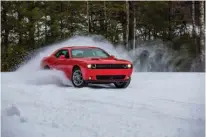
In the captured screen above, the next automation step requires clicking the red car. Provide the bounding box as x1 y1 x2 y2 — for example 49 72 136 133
40 46 133 88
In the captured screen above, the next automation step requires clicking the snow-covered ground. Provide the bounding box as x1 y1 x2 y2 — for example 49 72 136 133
1 71 205 137
1 36 205 137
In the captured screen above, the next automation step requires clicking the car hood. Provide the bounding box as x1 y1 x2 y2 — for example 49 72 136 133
74 57 131 64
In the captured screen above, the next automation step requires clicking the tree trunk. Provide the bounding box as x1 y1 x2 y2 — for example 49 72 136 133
192 1 199 57
45 19 48 44
192 1 196 37
148 28 151 40
1 3 9 55
28 18 35 49
123 29 126 45
199 1 205 63
128 1 134 50
153 28 157 39
126 1 129 49
37 23 40 47
104 1 107 38
60 19 63 38
60 2 63 38
168 1 172 40
27 2 35 49
114 25 118 43
17 4 23 46
43 2 48 44
133 5 136 50
87 1 91 33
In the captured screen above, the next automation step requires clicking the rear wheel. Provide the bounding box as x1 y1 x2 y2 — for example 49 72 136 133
72 68 87 88
44 65 50 70
114 77 131 88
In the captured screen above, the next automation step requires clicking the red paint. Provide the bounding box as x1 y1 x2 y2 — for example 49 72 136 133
40 46 133 81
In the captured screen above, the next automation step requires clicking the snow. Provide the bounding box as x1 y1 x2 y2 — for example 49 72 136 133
1 36 205 137
1 71 205 137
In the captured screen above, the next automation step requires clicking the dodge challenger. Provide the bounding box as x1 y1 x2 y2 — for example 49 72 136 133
40 46 133 88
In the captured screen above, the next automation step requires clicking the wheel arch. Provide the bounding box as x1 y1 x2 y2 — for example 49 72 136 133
72 65 81 72
41 61 50 69
72 61 87 72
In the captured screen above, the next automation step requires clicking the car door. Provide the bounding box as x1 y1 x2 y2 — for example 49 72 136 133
53 49 68 69
53 49 72 78
61 50 72 78
52 49 62 70
45 50 62 69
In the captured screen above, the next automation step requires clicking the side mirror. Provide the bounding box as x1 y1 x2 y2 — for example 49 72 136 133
59 55 66 59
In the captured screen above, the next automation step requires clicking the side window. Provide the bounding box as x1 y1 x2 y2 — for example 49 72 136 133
54 49 70 58
62 50 70 58
71 49 83 57
54 50 63 58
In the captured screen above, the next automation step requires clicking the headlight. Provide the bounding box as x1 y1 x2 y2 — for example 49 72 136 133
87 64 91 68
127 64 132 68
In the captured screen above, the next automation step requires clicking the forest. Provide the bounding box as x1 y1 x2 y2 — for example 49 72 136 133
1 1 205 72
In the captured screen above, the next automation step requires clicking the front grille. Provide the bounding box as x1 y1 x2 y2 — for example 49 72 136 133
96 75 125 80
95 64 127 69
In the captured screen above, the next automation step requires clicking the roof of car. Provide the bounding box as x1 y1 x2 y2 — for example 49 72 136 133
63 46 98 49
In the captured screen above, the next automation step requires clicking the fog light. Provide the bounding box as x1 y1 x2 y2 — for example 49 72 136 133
126 76 130 79
89 77 92 80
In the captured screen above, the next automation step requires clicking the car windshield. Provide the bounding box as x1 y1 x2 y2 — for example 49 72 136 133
71 48 110 58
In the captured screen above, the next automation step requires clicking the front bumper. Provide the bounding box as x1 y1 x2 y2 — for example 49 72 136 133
81 68 133 82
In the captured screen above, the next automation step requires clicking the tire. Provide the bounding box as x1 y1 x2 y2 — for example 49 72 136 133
44 65 50 70
114 77 131 88
71 67 86 88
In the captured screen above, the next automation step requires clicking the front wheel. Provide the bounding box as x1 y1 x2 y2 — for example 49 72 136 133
114 77 131 88
71 68 87 88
